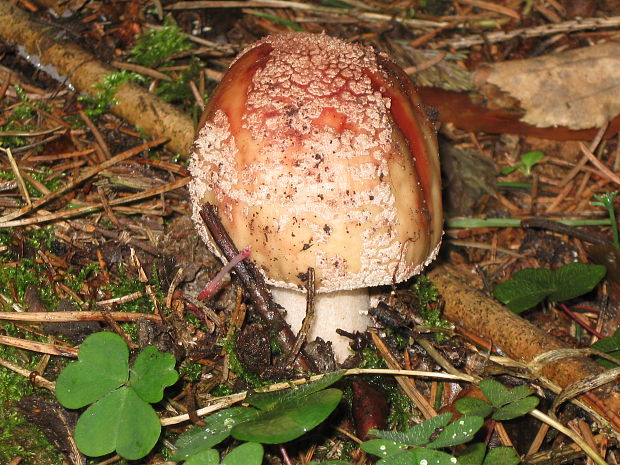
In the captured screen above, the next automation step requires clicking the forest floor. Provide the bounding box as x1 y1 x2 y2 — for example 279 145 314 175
0 0 619 464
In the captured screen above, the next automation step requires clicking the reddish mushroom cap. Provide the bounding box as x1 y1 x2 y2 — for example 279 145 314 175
190 32 442 292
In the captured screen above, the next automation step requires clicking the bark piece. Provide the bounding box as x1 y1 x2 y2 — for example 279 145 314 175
0 0 194 156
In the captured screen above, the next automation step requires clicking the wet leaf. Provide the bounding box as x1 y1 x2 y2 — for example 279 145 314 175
427 416 484 448
172 407 260 460
231 389 342 444
370 412 453 446
455 398 493 418
246 370 344 410
492 396 539 420
493 263 606 312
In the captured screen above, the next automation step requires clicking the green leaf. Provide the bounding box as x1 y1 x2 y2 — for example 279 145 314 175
520 150 544 175
428 416 484 448
370 412 453 447
493 268 555 313
232 388 342 444
56 332 128 409
592 327 620 368
130 345 179 403
493 263 606 313
458 443 486 465
172 407 260 460
246 370 345 410
500 165 519 176
492 396 539 421
479 380 533 408
222 442 263 465
549 262 606 302
455 398 493 418
482 447 521 465
184 449 220 465
379 448 457 465
309 462 354 465
74 386 161 460
361 439 406 458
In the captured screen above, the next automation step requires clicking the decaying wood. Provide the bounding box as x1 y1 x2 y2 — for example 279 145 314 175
428 264 620 428
0 0 194 156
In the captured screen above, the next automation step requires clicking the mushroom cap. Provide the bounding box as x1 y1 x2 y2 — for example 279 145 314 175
190 32 442 292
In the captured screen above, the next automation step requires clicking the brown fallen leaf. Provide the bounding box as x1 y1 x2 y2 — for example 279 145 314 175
351 378 389 440
475 42 620 130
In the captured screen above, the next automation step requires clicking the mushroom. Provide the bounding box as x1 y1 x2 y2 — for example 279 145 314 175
189 32 442 361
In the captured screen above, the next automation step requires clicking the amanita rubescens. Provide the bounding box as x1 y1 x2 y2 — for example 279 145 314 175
190 32 442 361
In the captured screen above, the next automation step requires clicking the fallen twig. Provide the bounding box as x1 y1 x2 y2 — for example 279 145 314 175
199 203 318 373
0 311 162 323
428 263 620 430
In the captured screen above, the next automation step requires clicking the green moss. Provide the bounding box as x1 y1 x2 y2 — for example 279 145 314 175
412 275 451 340
129 18 192 68
0 326 60 463
221 332 264 388
103 264 152 314
64 263 99 295
0 85 46 148
155 59 201 105
0 168 65 200
358 348 387 370
179 361 203 382
0 259 57 309
211 383 233 397
79 71 144 118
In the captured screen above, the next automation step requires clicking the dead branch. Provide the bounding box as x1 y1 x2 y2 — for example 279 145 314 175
428 264 620 428
0 0 194 156
434 16 620 49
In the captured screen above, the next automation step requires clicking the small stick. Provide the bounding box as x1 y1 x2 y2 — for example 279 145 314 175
371 331 438 419
97 185 122 228
558 303 604 339
521 217 611 246
199 203 318 373
3 147 31 206
0 357 55 391
0 137 167 224
111 60 173 81
579 142 620 186
0 335 78 357
0 176 188 228
79 109 110 161
560 125 607 187
0 311 161 322
434 15 620 49
286 267 316 365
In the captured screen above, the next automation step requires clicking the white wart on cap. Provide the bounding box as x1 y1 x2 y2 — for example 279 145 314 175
190 32 443 361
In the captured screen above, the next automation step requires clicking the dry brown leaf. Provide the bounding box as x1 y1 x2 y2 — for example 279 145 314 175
476 42 620 130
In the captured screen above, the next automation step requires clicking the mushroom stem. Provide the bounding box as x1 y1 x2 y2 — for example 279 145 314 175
270 287 370 362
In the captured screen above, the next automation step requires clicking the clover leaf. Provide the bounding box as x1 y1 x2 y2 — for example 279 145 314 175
362 412 484 465
456 379 539 421
55 332 179 460
55 332 128 409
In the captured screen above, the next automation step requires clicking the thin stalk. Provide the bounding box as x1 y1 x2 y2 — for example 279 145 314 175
447 218 612 229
